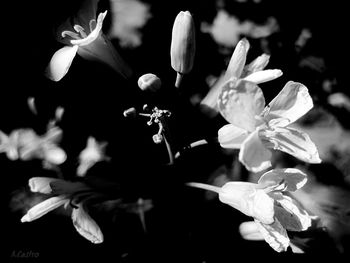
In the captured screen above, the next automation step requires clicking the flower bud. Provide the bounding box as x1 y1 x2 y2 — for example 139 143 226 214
138 73 162 92
170 11 196 87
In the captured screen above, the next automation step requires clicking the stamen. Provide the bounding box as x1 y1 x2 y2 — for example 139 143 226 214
61 30 80 40
73 25 87 38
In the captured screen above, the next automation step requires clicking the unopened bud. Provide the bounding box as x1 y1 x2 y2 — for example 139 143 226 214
123 107 137 118
170 11 196 88
138 73 161 92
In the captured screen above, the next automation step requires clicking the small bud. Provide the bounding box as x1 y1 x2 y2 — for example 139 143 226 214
152 134 163 144
123 107 137 118
138 73 162 92
170 11 196 88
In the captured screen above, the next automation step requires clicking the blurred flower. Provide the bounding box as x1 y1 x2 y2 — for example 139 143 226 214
170 11 196 88
45 0 132 81
218 80 321 172
188 168 313 252
328 92 350 112
138 73 161 92
0 127 66 166
77 136 109 177
21 177 103 244
200 38 282 117
108 0 152 48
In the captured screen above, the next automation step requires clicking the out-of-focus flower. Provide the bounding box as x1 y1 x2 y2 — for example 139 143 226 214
0 127 66 166
77 136 109 177
108 0 152 48
200 38 282 117
218 80 321 172
188 168 313 252
21 177 103 244
138 73 161 92
45 0 132 81
170 11 196 88
328 92 350 112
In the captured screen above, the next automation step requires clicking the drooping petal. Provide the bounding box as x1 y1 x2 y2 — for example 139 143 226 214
29 177 61 194
21 196 68 222
261 81 313 125
218 124 249 149
218 79 265 132
71 205 104 244
243 69 282 84
239 221 264 240
258 168 307 192
224 38 250 79
45 45 79 81
241 53 270 77
272 193 312 231
255 218 290 252
77 34 132 79
239 130 272 172
259 126 321 164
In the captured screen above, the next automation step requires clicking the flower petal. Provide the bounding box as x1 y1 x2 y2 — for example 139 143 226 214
252 190 275 224
71 205 104 244
273 193 312 231
262 81 313 125
239 221 264 240
243 69 282 84
218 79 265 132
29 177 61 194
224 38 250 79
77 34 132 79
255 218 290 252
218 124 249 149
43 146 67 165
258 168 307 192
74 0 99 30
259 126 321 164
21 196 68 222
242 53 270 77
50 180 91 195
45 45 78 81
239 130 272 172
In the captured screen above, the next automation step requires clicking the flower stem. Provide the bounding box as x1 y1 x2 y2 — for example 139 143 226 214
175 72 183 88
163 132 174 165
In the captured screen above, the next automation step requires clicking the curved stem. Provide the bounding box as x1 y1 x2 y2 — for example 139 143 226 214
162 132 174 165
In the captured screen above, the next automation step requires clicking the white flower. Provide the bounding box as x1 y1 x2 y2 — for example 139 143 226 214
218 79 321 172
188 168 313 252
77 136 109 177
45 0 131 81
21 177 103 244
200 38 282 117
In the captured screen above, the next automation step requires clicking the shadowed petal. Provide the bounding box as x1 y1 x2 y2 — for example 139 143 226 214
259 126 321 163
262 81 313 125
255 218 290 252
258 168 307 192
72 205 104 244
242 53 270 77
29 177 61 194
45 45 79 81
218 79 265 132
239 221 264 240
239 130 272 172
218 124 249 149
21 196 68 222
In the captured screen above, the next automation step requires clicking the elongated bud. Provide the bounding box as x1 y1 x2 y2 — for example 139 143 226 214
138 73 162 92
170 11 196 88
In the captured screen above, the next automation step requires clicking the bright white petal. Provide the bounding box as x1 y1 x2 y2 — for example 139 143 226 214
224 38 250 79
45 45 78 81
28 177 61 194
258 168 307 192
218 79 265 132
218 124 249 149
21 196 68 222
239 221 264 240
262 81 313 125
272 193 312 231
255 218 290 252
259 126 321 164
71 205 104 244
243 69 282 84
252 190 275 224
239 130 272 172
43 146 67 165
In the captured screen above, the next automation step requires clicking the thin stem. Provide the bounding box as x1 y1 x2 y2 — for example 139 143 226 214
175 72 183 88
162 132 174 165
186 182 221 193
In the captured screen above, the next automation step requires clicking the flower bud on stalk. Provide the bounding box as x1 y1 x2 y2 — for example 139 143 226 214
138 73 162 92
170 11 196 88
